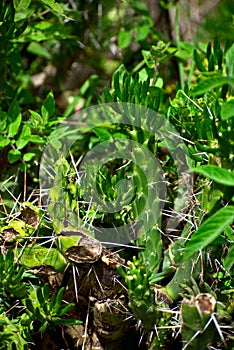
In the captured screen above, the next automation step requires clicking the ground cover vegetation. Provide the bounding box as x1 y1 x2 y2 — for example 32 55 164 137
0 0 234 349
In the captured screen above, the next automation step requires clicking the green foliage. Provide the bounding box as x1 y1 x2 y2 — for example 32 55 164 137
199 0 234 41
181 294 218 350
117 0 154 50
0 0 96 185
109 38 234 347
0 0 234 348
18 244 67 272
0 248 81 348
104 64 164 111
118 256 171 330
193 165 234 187
0 314 29 350
184 206 234 259
25 284 81 333
0 250 27 302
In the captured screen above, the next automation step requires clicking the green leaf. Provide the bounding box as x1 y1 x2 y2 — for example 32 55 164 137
135 24 150 42
184 206 234 259
118 29 132 49
39 0 65 16
0 219 34 238
23 151 37 162
25 299 35 314
29 135 45 145
222 243 234 271
191 77 234 96
43 283 50 302
0 109 7 131
13 0 31 10
54 287 65 313
41 91 55 120
56 235 80 252
29 110 43 123
57 303 74 316
56 318 82 326
8 101 22 138
159 49 178 64
193 165 234 187
194 49 206 72
221 99 234 120
49 293 57 311
18 245 67 272
8 149 21 163
93 126 112 141
37 286 45 306
208 54 215 71
142 50 154 69
14 19 28 38
39 322 48 333
16 124 31 149
225 43 234 78
0 137 10 148
27 42 52 60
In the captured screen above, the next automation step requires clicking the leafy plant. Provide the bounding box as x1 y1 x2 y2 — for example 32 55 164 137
0 314 29 350
0 0 234 348
0 250 27 302
25 283 81 333
106 39 234 348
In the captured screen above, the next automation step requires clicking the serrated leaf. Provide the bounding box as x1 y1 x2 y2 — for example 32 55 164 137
184 206 234 259
191 77 234 96
193 165 234 187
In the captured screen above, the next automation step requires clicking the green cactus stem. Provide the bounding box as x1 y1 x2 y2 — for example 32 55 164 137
181 293 218 349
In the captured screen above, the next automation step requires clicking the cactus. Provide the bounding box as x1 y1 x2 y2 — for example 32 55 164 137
118 256 171 331
181 293 218 349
